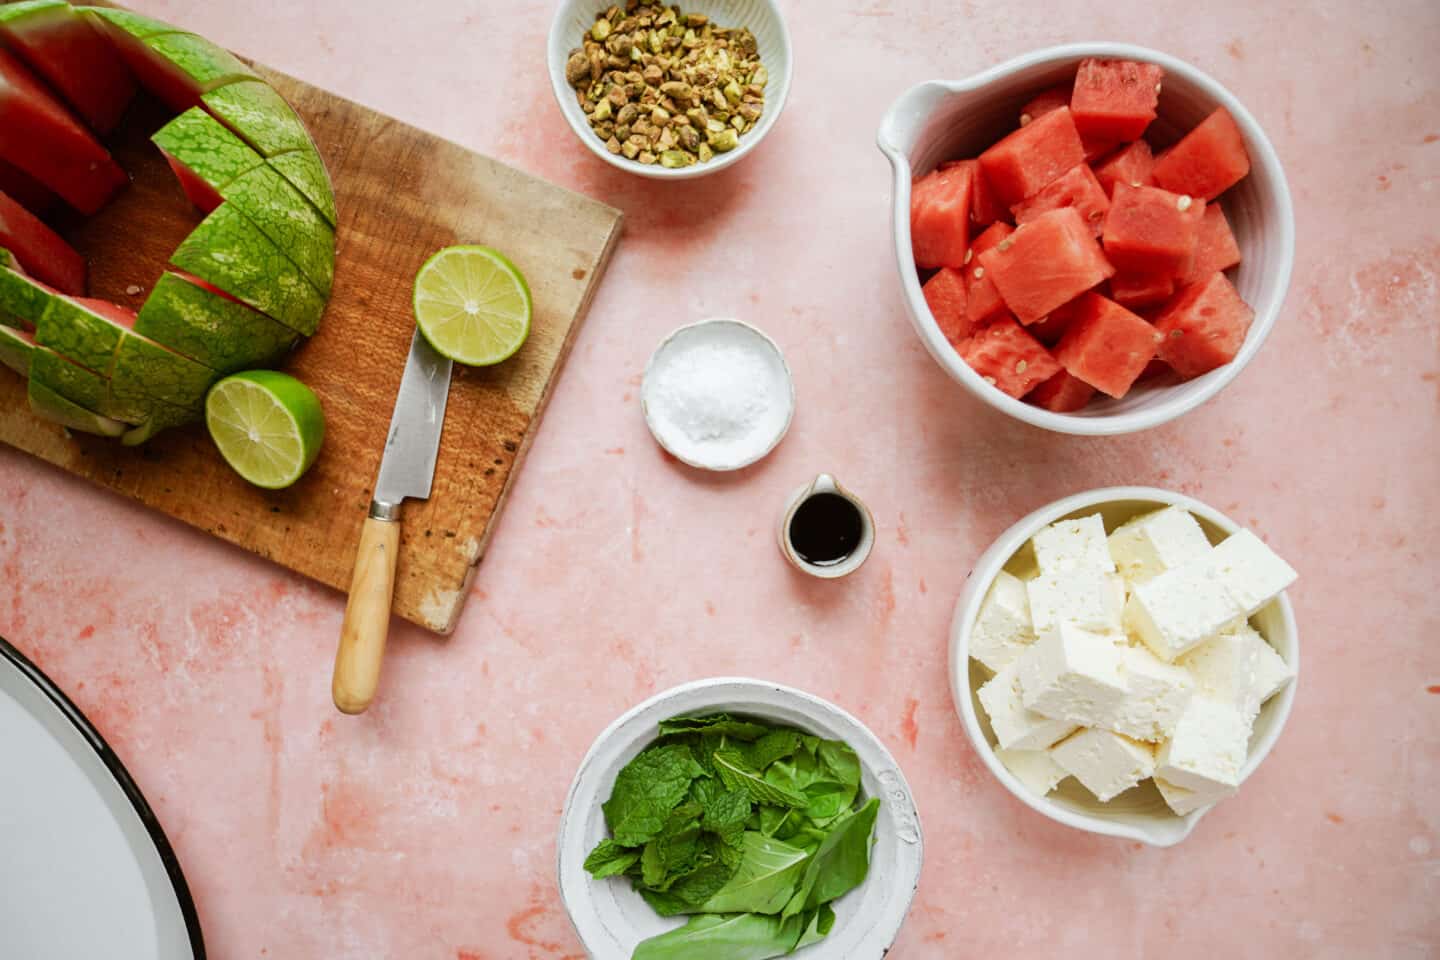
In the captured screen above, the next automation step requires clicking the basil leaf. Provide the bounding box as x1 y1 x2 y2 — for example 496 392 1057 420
795 903 836 949
696 832 810 915
632 912 805 960
582 838 640 878
741 729 803 771
782 797 880 918
602 744 706 846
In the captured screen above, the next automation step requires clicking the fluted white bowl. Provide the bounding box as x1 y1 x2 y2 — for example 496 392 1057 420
548 0 792 179
949 486 1299 846
557 678 924 958
878 44 1295 436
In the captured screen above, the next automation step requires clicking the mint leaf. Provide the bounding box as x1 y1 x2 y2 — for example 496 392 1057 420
740 729 802 771
713 749 807 808
583 839 641 878
603 744 706 846
817 739 861 788
658 713 770 741
641 802 703 888
691 778 751 848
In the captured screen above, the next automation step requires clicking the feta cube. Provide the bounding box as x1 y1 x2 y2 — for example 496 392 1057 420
1154 774 1236 816
1207 529 1298 615
1050 728 1156 802
1027 567 1124 634
996 748 1068 796
1017 624 1128 727
970 570 1036 671
1110 644 1196 741
1107 506 1213 583
978 662 1078 751
1124 560 1244 661
1033 514 1116 575
1156 696 1251 792
1179 624 1294 722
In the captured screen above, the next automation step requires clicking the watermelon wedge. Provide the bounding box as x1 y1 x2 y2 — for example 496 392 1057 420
27 346 141 422
0 189 85 294
202 79 313 157
34 291 128 372
216 166 334 297
94 23 256 113
76 6 176 41
135 272 297 375
0 256 58 328
152 107 265 213
0 323 35 375
28 376 126 436
268 148 336 226
0 156 56 214
170 203 327 336
0 47 127 214
0 0 136 134
69 297 219 409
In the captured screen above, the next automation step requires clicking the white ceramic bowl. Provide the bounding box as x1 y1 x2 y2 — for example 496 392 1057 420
878 44 1295 436
558 678 924 958
548 0 792 180
948 486 1299 846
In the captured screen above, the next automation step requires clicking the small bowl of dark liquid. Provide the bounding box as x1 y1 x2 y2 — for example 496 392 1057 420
779 474 876 578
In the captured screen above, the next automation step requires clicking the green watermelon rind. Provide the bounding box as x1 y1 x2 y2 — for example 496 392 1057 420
76 5 178 40
153 107 265 195
0 1 68 29
135 272 297 375
171 203 326 336
0 324 35 376
268 148 336 227
109 331 220 410
35 296 125 375
202 79 311 157
27 347 145 424
143 31 258 91
0 264 55 328
120 397 201 446
28 378 127 437
220 165 334 297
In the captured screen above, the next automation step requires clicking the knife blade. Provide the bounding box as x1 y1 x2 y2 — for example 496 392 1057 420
332 329 453 714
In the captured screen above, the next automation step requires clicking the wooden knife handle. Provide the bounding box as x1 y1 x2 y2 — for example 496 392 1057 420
333 513 400 714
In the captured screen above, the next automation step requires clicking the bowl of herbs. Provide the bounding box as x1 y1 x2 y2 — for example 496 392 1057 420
557 678 924 959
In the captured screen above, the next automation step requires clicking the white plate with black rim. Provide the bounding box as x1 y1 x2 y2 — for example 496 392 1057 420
0 636 204 959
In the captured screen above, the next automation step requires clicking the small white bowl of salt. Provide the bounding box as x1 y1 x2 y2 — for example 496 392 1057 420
641 318 795 471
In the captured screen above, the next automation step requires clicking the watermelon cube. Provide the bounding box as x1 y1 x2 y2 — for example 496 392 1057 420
978 106 1086 207
964 221 1014 329
1153 272 1254 378
1091 140 1156 196
959 316 1063 398
1012 163 1110 237
1152 107 1251 200
1019 84 1070 126
0 156 55 214
1028 296 1081 345
0 48 126 215
1053 292 1161 398
1070 58 1163 142
1102 183 1205 276
911 163 972 269
1109 269 1175 310
1178 204 1242 285
922 267 972 344
0 0 136 134
0 188 85 294
942 158 1005 228
1027 369 1096 412
978 207 1115 325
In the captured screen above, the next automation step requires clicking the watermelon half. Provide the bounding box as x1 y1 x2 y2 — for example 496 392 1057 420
0 0 136 134
0 47 127 214
0 189 85 293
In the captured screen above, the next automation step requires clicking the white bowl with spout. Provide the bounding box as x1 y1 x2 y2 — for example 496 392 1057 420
877 44 1295 436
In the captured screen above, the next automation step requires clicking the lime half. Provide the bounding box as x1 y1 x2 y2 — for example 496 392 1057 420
206 370 325 489
413 245 531 366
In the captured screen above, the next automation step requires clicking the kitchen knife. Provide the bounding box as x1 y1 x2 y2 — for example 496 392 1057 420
332 328 452 714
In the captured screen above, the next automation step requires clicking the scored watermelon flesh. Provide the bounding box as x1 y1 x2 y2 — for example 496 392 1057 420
1070 58 1163 142
1153 271 1254 379
979 106 1086 208
1178 203 1242 285
1152 107 1251 201
160 148 223 212
1053 292 1161 398
1012 162 1110 237
960 316 1063 398
911 164 973 269
922 267 972 344
979 207 1116 325
1102 182 1205 276
1027 369 1096 412
0 155 55 214
1092 140 1156 196
0 47 127 215
0 188 85 294
0 0 136 134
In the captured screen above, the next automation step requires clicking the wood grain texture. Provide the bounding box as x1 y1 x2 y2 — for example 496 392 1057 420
0 64 623 633
333 514 400 714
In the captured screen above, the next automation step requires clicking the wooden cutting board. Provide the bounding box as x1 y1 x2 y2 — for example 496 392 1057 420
0 63 623 633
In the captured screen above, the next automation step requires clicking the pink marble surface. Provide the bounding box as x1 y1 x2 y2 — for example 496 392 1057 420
2 1 1438 956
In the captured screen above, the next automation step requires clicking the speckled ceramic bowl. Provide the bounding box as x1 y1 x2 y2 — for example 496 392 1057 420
878 44 1295 436
548 0 792 179
948 486 1299 846
557 678 924 958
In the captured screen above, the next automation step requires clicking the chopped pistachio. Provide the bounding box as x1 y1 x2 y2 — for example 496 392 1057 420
593 98 613 121
723 79 743 104
660 149 696 168
752 64 768 87
697 142 714 162
606 135 623 154
639 150 658 164
708 127 739 152
592 18 613 41
621 139 641 159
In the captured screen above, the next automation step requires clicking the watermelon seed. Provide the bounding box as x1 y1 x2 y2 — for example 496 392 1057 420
964 249 973 265
1019 113 1033 126
1015 360 1028 373
973 267 985 280
983 375 997 385
997 238 1014 252
1177 195 1194 212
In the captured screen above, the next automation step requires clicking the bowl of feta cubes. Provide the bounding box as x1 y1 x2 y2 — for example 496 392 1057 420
949 486 1298 846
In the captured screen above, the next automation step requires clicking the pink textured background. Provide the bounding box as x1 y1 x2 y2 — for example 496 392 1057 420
2 1 1438 956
